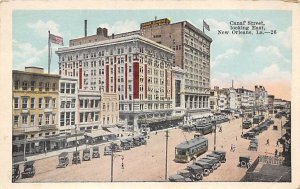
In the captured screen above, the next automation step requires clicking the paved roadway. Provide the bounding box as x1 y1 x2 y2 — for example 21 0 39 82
17 114 286 182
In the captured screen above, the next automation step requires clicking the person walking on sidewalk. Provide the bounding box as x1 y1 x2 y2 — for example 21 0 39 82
266 139 269 145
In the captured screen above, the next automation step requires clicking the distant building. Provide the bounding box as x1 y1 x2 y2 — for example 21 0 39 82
12 67 60 155
100 93 119 128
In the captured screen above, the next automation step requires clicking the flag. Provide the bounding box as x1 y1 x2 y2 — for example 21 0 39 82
203 20 210 31
49 34 64 45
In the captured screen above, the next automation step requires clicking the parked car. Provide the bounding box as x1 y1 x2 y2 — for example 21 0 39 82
82 149 91 161
248 143 258 151
213 150 226 163
186 164 204 181
168 174 192 182
111 143 122 152
200 157 220 169
194 160 213 176
120 139 131 150
92 146 100 158
72 151 81 164
57 152 69 168
12 164 20 182
239 156 251 168
133 136 142 146
21 161 35 179
206 153 222 165
104 146 112 156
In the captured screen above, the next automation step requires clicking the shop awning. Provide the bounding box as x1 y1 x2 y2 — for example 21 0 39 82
66 135 85 142
86 130 114 138
106 127 122 134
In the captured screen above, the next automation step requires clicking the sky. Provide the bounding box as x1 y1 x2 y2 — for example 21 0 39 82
13 10 291 100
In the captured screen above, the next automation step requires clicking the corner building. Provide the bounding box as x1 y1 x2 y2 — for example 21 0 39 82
56 35 175 130
139 19 213 118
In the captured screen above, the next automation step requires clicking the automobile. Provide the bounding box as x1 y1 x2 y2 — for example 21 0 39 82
104 146 112 155
92 146 100 158
193 160 213 176
243 131 255 139
21 161 35 179
273 125 278 130
177 169 195 181
168 174 192 182
111 143 122 152
125 138 134 148
120 139 131 150
72 151 81 164
12 164 20 182
186 164 204 181
206 153 222 165
248 143 258 151
201 157 220 169
82 149 91 161
213 150 226 163
194 132 203 138
139 135 147 145
133 136 142 146
57 152 69 168
239 156 251 168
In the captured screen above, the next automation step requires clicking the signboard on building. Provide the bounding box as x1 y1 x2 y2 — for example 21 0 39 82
140 18 171 29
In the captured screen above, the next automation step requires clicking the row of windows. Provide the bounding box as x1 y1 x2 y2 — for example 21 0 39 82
119 103 172 111
60 82 76 94
14 97 56 109
14 113 56 127
60 112 75 126
14 80 57 92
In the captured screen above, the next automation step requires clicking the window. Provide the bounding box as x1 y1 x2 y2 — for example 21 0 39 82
52 98 56 108
30 115 34 126
71 112 75 125
39 98 43 108
45 98 50 108
66 112 70 125
22 115 28 124
22 81 28 90
14 97 19 109
107 116 110 124
71 83 76 94
60 112 65 126
14 80 20 90
60 82 65 93
71 99 76 108
22 97 28 109
45 114 50 125
66 83 70 93
39 82 43 91
45 82 50 91
14 115 19 126
30 81 35 91
103 103 106 110
52 114 55 124
38 114 43 126
80 100 83 108
30 98 35 109
66 100 70 108
52 83 56 91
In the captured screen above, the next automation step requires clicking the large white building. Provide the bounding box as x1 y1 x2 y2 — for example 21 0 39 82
56 34 176 130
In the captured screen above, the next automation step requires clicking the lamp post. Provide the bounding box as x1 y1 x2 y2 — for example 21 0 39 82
110 142 124 182
213 121 217 151
165 130 169 180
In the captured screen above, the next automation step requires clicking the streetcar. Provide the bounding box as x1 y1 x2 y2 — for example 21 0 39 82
242 120 252 129
174 136 208 163
195 122 213 135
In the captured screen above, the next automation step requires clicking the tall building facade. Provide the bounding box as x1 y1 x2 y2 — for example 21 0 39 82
139 19 213 117
56 35 175 130
12 67 60 155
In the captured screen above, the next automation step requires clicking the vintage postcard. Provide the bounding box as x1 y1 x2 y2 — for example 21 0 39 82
0 0 299 189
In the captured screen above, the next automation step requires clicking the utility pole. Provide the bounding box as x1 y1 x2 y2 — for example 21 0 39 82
165 130 169 180
214 121 217 151
111 142 114 182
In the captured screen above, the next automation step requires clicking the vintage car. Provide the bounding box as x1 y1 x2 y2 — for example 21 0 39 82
125 138 134 148
104 146 112 155
243 131 255 139
12 164 20 182
186 164 204 181
57 152 69 168
92 146 100 158
133 136 142 146
242 120 252 129
120 139 131 150
273 125 278 130
21 161 35 179
194 132 203 138
248 143 258 151
82 149 91 161
239 156 251 168
201 157 220 169
177 169 196 182
194 160 213 176
168 174 192 182
111 143 122 152
139 135 147 145
213 150 226 163
206 153 222 165
72 151 81 164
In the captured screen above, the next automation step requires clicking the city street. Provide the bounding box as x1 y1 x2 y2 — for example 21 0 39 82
17 115 286 182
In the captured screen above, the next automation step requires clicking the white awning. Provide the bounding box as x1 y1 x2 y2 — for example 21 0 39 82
106 127 121 134
86 130 113 138
66 135 84 142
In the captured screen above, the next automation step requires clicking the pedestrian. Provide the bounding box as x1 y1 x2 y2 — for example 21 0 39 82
236 136 237 141
266 139 269 145
275 149 278 157
276 140 279 147
155 130 157 135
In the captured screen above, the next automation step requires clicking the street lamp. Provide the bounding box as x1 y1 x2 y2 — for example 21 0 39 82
213 121 217 151
110 142 124 182
165 130 169 180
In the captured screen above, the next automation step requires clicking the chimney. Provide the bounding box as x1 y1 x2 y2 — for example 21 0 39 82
103 28 108 37
112 33 115 39
84 20 87 37
97 27 103 35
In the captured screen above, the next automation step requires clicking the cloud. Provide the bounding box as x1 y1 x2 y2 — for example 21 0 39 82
27 20 62 37
275 26 291 49
254 45 289 64
13 40 48 70
205 18 244 44
99 19 139 35
211 48 239 67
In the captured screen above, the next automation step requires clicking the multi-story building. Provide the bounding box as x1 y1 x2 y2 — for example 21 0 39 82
57 34 175 130
255 85 268 111
12 67 60 156
209 87 219 113
59 77 78 135
268 95 275 113
100 93 119 127
236 87 255 115
139 18 212 118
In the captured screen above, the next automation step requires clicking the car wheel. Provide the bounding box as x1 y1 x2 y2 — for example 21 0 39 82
241 161 247 167
203 169 210 176
195 173 202 180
